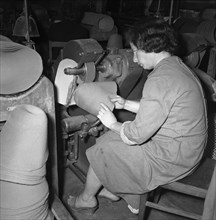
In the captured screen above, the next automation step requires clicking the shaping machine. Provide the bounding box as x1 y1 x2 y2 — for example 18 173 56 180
54 38 144 181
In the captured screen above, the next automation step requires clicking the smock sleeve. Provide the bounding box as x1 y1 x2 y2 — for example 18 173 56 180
120 75 175 145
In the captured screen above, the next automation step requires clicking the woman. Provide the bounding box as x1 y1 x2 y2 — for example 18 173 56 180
67 18 208 214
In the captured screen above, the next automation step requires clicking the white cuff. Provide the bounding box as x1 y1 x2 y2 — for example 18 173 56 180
120 121 137 145
127 205 139 214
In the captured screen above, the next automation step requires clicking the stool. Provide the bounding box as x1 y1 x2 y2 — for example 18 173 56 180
138 157 216 220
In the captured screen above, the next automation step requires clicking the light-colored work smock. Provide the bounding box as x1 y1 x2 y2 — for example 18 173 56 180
86 56 208 195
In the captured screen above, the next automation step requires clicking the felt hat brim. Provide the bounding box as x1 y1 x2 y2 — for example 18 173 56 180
0 38 43 95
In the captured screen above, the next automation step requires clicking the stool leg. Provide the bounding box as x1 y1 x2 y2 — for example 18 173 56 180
138 193 150 220
154 187 162 203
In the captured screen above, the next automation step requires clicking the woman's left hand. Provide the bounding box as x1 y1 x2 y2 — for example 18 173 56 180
97 103 117 129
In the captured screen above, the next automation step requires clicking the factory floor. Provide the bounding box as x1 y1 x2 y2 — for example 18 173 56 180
59 165 204 220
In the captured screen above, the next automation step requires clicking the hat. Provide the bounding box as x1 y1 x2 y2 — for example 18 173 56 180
82 12 114 32
0 104 48 185
74 81 117 116
107 34 123 50
0 38 42 95
98 16 114 32
0 34 12 42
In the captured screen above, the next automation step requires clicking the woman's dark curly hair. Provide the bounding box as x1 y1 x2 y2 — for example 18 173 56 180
130 17 179 55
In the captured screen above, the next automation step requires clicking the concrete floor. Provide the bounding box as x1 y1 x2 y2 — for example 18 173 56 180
59 165 204 220
62 167 138 220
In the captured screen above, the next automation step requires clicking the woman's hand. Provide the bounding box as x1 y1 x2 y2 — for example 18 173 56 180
97 103 117 129
110 95 126 109
111 95 140 113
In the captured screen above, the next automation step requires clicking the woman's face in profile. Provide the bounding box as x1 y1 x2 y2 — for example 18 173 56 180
130 42 154 70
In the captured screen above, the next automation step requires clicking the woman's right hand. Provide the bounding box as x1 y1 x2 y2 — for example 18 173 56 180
110 95 126 109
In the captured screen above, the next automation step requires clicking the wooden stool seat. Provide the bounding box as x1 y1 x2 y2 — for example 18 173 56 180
138 157 216 220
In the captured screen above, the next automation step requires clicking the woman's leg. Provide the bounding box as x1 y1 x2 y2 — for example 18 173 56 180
98 188 120 201
68 165 102 208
